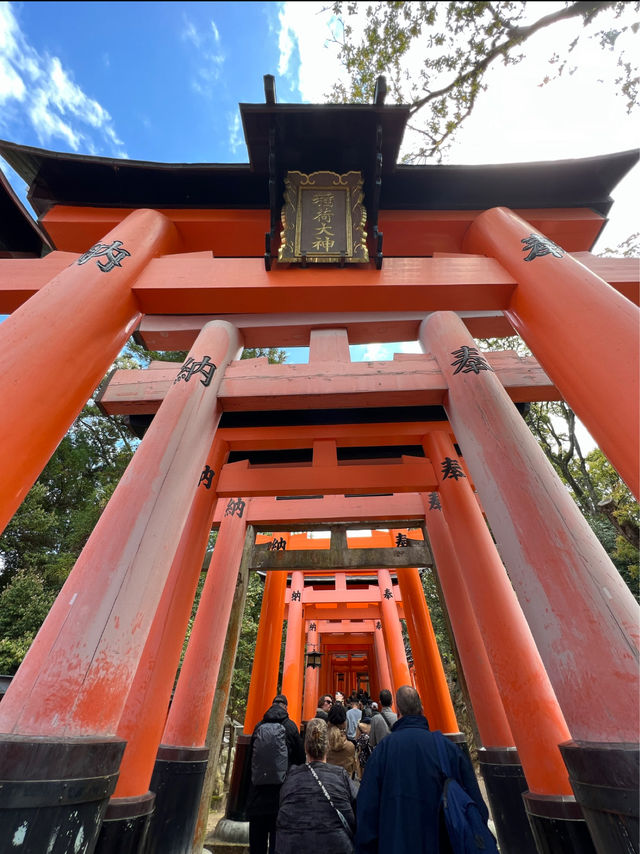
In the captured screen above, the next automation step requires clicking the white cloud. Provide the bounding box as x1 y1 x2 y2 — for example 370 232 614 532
276 2 639 251
0 2 125 155
277 2 344 101
227 111 244 157
183 14 225 96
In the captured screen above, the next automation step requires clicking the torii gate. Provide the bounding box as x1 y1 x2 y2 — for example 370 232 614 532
0 87 638 854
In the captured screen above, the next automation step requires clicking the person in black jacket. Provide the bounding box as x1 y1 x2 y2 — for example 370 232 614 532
246 694 305 854
276 717 358 854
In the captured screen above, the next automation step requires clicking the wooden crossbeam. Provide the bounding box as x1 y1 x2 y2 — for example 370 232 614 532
253 542 431 570
216 457 437 497
97 350 559 415
1 250 636 315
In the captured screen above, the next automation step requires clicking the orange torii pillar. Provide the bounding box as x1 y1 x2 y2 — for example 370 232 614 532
423 311 640 851
422 492 537 854
143 498 249 854
226 564 288 825
373 618 393 700
423 431 593 853
377 569 411 696
392 558 460 738
0 321 241 850
281 570 305 729
464 207 639 498
95 442 228 851
0 209 179 537
302 621 321 722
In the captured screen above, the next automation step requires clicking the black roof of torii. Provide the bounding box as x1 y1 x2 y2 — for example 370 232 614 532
0 100 637 252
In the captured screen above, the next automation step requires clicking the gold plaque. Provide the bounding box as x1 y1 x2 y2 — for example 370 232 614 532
278 171 368 264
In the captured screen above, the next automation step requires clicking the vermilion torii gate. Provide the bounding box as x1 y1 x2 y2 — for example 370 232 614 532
0 86 638 854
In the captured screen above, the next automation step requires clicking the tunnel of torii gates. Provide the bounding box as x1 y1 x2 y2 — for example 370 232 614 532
0 89 638 854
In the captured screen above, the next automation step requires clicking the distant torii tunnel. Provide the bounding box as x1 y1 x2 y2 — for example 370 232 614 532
0 88 638 854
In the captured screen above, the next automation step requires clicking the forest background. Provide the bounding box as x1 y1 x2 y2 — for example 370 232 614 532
0 1 638 729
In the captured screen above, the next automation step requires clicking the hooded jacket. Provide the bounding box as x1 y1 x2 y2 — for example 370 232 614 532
246 702 305 817
355 715 488 854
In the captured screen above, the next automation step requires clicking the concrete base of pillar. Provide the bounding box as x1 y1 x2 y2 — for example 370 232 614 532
477 747 537 854
94 791 155 854
523 791 596 854
145 744 210 854
560 740 639 854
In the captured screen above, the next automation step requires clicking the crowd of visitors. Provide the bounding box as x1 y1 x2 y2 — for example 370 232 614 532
245 686 495 854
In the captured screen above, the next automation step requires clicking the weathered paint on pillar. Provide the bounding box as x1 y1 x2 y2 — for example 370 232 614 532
464 206 640 497
422 311 640 743
302 622 320 722
423 431 573 796
378 569 411 694
0 320 242 738
373 620 393 698
281 570 305 728
111 441 225 798
394 563 459 734
244 567 288 734
162 498 250 748
421 492 514 748
0 209 180 536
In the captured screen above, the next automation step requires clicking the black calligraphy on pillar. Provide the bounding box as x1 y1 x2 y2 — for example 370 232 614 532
198 465 214 489
383 588 393 600
375 621 382 630
225 497 246 518
521 234 565 262
428 492 442 511
395 533 409 547
441 457 466 481
291 590 301 602
309 622 317 632
174 356 217 387
450 346 493 376
77 240 131 272
268 537 287 551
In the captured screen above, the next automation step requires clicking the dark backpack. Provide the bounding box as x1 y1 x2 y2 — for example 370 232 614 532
251 722 288 786
434 732 498 854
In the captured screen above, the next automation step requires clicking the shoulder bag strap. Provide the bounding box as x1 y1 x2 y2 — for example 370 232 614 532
306 763 353 839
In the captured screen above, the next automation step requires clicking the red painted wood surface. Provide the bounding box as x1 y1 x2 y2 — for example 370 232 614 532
97 350 559 415
423 431 573 797
112 443 224 797
281 570 305 728
40 206 604 257
422 310 640 743
216 457 437 497
394 560 459 734
422 493 514 749
0 321 242 738
465 206 640 497
136 311 516 350
0 209 179 537
378 569 412 694
244 567 288 734
162 502 248 748
373 621 393 701
2 248 635 316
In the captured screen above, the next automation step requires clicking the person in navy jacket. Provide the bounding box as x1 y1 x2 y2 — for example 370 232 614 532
355 685 489 854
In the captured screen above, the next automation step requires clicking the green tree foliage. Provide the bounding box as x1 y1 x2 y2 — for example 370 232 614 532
330 1 639 159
